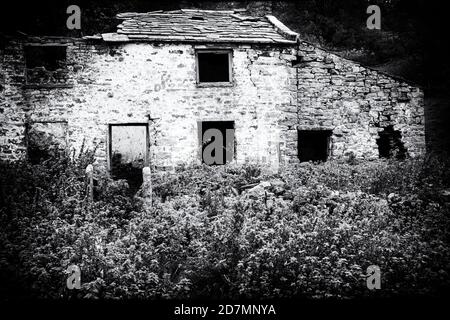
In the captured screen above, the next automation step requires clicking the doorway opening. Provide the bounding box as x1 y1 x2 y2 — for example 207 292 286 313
109 124 149 193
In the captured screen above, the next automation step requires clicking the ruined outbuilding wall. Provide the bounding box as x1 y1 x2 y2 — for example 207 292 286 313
0 38 108 162
0 38 298 171
0 41 28 159
296 41 425 159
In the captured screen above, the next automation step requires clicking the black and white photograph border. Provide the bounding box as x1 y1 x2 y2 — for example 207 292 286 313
0 0 449 317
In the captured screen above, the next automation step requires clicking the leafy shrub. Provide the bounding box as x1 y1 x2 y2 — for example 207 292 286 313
0 153 449 299
282 155 450 200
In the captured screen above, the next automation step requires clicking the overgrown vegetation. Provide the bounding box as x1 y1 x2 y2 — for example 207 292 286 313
0 151 449 299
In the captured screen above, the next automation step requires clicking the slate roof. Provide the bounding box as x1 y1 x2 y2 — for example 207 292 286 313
98 9 298 44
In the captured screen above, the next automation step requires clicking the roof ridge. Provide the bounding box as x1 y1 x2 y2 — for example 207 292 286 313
117 8 249 18
180 9 238 14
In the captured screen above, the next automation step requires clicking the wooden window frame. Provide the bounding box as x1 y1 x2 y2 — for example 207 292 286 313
195 49 233 87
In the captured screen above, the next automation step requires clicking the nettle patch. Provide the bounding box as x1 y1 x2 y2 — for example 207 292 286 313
0 153 449 299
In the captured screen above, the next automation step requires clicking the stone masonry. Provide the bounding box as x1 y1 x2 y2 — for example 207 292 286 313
0 9 425 175
295 41 425 159
0 30 298 172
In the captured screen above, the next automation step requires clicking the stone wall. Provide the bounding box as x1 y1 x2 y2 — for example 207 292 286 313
296 41 425 159
0 38 107 162
0 37 298 172
1 40 28 161
0 36 426 171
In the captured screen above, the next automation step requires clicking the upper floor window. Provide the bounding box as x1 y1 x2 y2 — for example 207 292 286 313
196 50 232 86
24 44 68 87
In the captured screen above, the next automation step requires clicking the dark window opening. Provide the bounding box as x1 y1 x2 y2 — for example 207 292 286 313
376 126 407 160
199 121 235 165
109 124 148 194
298 130 332 162
197 51 231 83
25 45 66 71
24 45 68 85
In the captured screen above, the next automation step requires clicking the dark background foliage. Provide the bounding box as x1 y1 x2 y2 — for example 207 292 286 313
0 0 446 88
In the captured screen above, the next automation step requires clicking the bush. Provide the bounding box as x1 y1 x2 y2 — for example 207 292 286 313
282 155 450 200
0 154 449 299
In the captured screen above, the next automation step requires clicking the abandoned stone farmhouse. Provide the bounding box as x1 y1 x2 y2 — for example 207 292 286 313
0 9 425 176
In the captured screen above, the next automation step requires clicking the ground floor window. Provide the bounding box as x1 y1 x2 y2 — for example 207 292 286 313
26 121 68 164
199 121 235 165
298 130 332 162
109 124 149 193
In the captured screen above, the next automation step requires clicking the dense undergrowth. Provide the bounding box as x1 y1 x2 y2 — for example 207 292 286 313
0 150 449 299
